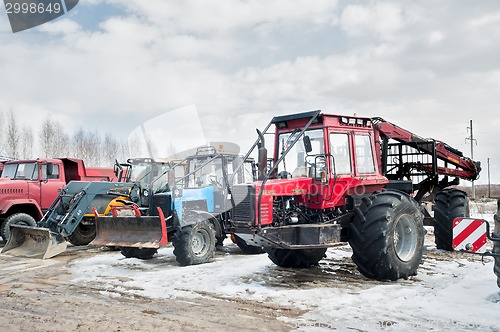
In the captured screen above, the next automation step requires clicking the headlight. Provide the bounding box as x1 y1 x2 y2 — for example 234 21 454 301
143 189 149 197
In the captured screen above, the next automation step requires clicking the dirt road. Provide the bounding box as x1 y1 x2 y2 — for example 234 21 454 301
1 229 499 332
0 245 302 332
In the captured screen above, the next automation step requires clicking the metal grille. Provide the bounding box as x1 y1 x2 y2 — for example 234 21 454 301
384 140 436 185
231 184 255 222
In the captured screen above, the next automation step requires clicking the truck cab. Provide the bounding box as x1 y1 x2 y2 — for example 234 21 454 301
0 158 116 241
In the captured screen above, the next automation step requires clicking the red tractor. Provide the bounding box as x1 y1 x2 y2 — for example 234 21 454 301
230 110 480 281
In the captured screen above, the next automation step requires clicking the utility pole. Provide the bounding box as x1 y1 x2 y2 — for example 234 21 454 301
488 157 491 198
466 120 477 199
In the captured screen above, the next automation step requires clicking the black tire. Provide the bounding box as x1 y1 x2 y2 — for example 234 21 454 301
67 220 96 246
213 220 226 247
493 209 500 288
266 248 327 268
1 213 37 242
233 234 265 254
120 247 157 260
173 222 216 266
349 190 425 281
434 189 469 251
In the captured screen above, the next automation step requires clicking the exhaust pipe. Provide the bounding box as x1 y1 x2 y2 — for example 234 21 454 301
257 129 267 180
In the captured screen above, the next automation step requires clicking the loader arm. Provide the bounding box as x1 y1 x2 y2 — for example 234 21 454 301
1 181 135 259
373 118 481 181
39 181 135 237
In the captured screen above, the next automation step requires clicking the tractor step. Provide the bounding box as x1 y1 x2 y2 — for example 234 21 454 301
235 223 342 249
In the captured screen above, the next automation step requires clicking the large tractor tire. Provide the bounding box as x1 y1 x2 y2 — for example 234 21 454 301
266 248 327 268
120 247 157 260
67 220 96 246
1 213 37 242
173 222 216 266
434 189 469 251
494 208 500 288
233 234 265 254
349 190 425 281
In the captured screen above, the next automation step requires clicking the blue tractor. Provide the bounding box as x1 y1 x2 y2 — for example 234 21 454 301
91 146 260 265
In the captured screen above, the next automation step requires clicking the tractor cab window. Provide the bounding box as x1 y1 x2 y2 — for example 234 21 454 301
354 134 376 174
187 157 224 188
129 161 170 193
1 162 39 180
277 129 324 178
330 133 352 175
227 157 256 184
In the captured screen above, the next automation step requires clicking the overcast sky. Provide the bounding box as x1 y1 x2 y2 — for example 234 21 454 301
0 0 499 184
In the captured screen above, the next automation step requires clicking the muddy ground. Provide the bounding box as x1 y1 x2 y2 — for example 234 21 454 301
0 230 498 332
0 242 308 332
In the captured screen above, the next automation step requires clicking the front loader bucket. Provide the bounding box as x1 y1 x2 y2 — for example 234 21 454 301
91 216 167 249
1 225 67 259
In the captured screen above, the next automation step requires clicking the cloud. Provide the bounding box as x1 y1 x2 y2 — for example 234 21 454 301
0 1 499 184
38 18 82 34
340 2 414 38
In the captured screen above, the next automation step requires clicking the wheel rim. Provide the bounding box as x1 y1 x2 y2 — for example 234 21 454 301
394 214 418 262
191 228 210 257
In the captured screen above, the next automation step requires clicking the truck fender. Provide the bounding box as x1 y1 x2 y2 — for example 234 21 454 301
0 199 44 220
179 210 222 238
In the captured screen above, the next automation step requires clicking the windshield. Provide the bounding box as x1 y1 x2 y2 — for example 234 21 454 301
277 129 324 177
129 162 171 192
186 156 224 188
1 163 39 180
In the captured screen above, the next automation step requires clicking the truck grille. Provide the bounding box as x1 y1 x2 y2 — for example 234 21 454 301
231 184 255 224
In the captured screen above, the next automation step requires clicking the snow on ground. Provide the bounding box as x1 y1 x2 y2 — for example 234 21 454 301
70 205 500 332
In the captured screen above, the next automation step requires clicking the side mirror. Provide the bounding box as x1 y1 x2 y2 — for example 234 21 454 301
303 136 312 153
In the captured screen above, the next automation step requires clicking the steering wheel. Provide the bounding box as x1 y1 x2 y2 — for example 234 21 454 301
277 171 292 179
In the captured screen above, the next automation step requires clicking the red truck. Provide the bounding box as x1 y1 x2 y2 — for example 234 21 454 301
0 158 117 244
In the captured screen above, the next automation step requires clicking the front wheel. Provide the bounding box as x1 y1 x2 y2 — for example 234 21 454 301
173 222 216 266
349 190 425 281
1 213 37 242
67 220 96 246
120 247 157 259
266 248 327 268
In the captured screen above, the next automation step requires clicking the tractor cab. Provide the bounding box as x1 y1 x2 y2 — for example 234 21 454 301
251 112 388 218
123 158 175 207
174 148 256 220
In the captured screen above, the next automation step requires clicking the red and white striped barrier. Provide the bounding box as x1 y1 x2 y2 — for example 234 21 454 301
452 218 488 253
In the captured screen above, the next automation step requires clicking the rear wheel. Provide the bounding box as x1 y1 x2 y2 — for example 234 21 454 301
349 190 425 281
1 213 37 242
233 234 265 254
67 220 96 246
266 248 327 268
173 222 216 266
494 211 500 288
434 189 469 251
120 247 157 259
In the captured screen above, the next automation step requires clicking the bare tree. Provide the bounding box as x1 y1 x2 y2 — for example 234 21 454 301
0 112 5 157
20 126 34 159
6 111 20 159
72 128 102 166
39 116 69 158
102 132 120 166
